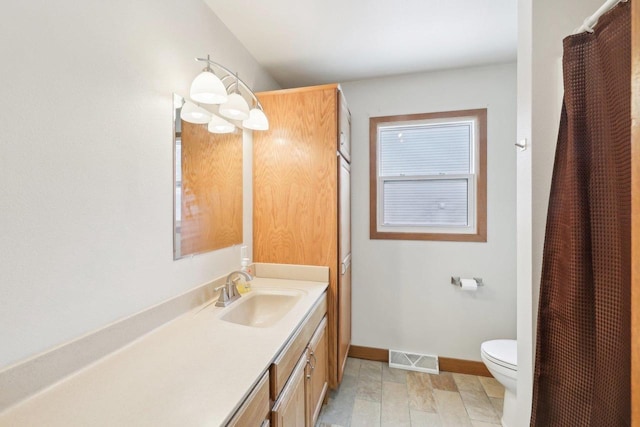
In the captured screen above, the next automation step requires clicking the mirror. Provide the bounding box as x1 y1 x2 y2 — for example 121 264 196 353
173 94 243 259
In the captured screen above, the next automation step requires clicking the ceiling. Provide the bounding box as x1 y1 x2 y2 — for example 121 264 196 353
205 0 518 89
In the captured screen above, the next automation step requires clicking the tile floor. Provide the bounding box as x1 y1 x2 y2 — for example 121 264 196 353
317 358 504 427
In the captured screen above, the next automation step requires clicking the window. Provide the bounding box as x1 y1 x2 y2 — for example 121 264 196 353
370 109 487 242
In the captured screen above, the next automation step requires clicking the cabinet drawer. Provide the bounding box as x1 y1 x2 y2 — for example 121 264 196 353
227 371 270 427
270 293 327 400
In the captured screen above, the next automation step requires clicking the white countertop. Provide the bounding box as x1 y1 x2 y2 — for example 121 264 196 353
0 277 328 426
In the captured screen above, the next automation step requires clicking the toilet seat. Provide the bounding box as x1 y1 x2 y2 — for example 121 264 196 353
481 339 517 371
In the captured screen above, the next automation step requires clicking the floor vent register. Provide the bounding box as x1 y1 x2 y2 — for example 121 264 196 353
388 349 439 374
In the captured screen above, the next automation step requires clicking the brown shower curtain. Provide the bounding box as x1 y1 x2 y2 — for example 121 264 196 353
531 2 631 426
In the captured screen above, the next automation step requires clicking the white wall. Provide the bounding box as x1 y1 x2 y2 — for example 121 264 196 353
342 62 517 361
0 0 278 370
516 0 603 424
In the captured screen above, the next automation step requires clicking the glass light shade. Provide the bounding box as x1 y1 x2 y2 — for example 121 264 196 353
208 114 235 134
180 101 212 124
242 108 270 131
190 71 228 104
219 93 250 120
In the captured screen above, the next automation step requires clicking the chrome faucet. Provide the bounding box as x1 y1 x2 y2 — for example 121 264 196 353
215 270 253 307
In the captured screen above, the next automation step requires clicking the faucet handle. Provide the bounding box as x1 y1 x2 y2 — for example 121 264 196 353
216 271 250 307
229 277 242 298
214 284 230 306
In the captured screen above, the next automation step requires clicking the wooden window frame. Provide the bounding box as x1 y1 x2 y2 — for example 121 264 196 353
369 109 487 242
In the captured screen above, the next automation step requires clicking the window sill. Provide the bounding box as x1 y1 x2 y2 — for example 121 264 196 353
370 229 487 242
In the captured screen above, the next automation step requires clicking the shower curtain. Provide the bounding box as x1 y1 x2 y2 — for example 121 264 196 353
531 2 631 426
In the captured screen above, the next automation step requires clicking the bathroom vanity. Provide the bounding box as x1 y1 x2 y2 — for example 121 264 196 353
0 265 329 426
228 291 327 427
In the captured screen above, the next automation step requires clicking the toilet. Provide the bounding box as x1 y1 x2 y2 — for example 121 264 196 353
481 339 517 427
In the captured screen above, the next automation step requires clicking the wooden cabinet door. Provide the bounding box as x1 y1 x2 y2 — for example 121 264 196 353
306 317 328 426
337 155 352 382
272 353 307 427
338 257 351 383
339 157 351 264
338 90 351 162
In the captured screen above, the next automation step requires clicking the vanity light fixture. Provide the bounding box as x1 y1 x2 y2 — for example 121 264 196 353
219 92 250 121
183 55 269 132
243 107 270 131
180 100 212 124
190 65 228 105
208 114 235 134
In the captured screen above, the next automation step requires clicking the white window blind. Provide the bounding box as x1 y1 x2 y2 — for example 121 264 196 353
377 119 476 232
383 179 468 226
379 123 471 176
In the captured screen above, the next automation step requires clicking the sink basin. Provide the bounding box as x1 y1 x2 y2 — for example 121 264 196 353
220 290 304 327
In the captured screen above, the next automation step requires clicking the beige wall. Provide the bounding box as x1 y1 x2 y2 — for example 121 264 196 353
342 62 517 362
0 0 278 369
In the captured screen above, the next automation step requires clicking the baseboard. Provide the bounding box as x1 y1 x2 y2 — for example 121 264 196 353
348 345 492 377
349 345 389 362
439 357 492 377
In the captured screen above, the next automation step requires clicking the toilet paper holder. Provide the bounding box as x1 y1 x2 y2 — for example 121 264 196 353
451 277 484 287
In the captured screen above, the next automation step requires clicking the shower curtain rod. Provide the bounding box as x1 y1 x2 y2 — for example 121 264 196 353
573 0 628 34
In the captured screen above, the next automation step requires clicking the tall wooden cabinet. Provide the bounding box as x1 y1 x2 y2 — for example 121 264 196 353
254 84 351 388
